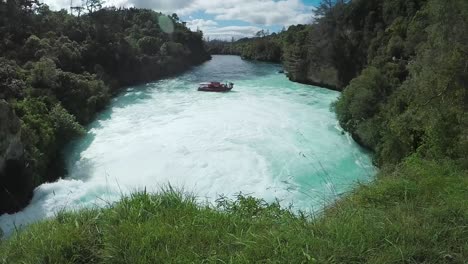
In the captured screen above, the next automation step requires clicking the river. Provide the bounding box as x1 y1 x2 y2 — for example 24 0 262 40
0 55 375 236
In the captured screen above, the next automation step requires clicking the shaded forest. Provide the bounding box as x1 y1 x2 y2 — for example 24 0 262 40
0 0 210 213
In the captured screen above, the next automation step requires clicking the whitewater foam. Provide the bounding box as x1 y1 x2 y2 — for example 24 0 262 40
0 56 375 237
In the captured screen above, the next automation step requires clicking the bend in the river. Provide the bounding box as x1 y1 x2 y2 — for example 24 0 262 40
0 55 375 236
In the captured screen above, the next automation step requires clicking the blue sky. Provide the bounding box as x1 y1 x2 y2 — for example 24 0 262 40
44 0 321 39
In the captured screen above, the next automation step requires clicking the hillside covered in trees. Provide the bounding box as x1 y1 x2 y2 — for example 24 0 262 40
0 0 210 213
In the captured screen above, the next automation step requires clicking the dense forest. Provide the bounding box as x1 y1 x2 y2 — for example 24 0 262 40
208 0 468 169
0 0 210 213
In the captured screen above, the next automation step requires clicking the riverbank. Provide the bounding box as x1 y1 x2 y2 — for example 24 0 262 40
0 55 210 215
0 5 211 214
1 55 375 238
1 157 466 263
207 52 342 92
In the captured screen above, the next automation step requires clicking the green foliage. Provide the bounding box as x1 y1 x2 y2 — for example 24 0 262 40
56 36 83 72
208 0 466 169
0 158 466 263
54 71 110 123
0 58 27 99
137 36 161 55
160 41 187 57
85 0 104 13
334 0 468 166
49 103 86 141
0 0 210 212
237 39 282 62
207 0 430 91
13 97 85 182
207 37 283 63
14 97 56 159
22 35 42 60
29 57 58 88
334 67 389 150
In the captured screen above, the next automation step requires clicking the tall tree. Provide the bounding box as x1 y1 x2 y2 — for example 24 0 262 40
85 0 103 13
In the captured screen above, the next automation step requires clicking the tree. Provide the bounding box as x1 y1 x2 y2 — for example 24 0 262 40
137 36 162 55
255 30 265 38
316 0 349 16
0 59 27 99
29 57 58 88
85 0 104 13
171 13 179 22
22 35 42 60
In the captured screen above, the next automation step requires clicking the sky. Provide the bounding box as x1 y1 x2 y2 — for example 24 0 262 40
43 0 321 39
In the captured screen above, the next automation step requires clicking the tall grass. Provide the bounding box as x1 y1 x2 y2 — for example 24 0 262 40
1 157 467 263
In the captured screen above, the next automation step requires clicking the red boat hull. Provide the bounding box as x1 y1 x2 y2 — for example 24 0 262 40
198 87 233 92
198 82 234 92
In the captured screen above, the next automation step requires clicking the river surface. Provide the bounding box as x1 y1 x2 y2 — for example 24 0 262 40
0 55 375 236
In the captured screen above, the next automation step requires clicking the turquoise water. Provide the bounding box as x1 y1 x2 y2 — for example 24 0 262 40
0 55 375 235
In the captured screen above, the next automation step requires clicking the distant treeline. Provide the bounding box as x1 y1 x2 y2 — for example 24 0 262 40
0 0 210 213
207 0 468 169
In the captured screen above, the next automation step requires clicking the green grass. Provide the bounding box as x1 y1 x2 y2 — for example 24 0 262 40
0 157 467 263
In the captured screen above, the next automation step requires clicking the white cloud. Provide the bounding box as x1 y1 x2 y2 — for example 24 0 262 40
187 19 218 31
186 19 261 40
43 0 130 10
42 0 74 10
178 0 314 26
126 0 191 11
208 25 263 40
41 0 314 39
43 0 314 26
177 0 315 39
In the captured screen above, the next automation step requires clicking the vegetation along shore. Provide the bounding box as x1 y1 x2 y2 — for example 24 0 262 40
0 0 467 263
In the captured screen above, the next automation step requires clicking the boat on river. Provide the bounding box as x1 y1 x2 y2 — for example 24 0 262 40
198 82 234 92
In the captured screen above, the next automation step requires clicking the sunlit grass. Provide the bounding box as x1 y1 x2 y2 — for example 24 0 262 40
1 157 467 263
